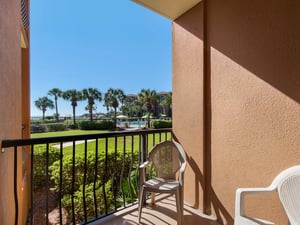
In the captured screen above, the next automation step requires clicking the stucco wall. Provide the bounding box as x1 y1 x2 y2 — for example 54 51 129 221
173 1 300 224
173 3 205 211
0 0 30 224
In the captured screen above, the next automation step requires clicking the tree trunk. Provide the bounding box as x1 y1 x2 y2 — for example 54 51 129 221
72 106 76 124
114 107 117 129
55 100 59 122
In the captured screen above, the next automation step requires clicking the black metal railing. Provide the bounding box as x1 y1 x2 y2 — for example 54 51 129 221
1 128 172 225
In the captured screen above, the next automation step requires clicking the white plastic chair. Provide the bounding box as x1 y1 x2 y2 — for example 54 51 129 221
137 140 187 225
234 165 300 225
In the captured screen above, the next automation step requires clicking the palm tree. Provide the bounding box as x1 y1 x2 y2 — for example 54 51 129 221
160 92 172 117
138 89 158 128
62 89 83 124
104 88 126 128
34 96 54 121
48 88 62 122
82 88 102 121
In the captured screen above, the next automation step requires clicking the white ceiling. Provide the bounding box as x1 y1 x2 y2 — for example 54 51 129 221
132 0 202 20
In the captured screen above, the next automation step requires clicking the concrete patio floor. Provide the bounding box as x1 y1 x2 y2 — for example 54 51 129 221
90 194 220 225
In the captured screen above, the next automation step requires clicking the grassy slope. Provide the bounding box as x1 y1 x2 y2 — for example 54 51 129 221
31 130 171 155
31 130 108 138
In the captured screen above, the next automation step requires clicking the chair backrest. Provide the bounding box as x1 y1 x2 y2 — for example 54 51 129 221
276 166 300 225
148 140 186 180
271 166 300 225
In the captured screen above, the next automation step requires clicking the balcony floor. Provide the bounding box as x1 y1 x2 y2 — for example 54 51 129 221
91 194 220 225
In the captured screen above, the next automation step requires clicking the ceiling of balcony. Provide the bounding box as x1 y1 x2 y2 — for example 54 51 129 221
132 0 202 20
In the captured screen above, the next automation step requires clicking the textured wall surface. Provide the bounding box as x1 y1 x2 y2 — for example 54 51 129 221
0 0 30 224
173 0 300 224
173 3 206 211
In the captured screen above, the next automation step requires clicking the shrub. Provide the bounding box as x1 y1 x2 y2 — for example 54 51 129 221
62 181 113 223
78 120 114 130
150 120 172 129
67 124 78 129
33 145 60 190
46 123 67 132
30 124 46 133
49 150 138 196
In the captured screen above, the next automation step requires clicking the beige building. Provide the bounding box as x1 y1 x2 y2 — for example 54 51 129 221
0 0 31 224
133 0 300 224
1 0 299 224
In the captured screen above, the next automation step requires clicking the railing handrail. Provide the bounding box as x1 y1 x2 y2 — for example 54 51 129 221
1 128 172 148
1 128 172 225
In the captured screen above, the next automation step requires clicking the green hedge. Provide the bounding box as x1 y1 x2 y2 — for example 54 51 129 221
46 123 67 132
62 181 114 222
33 142 139 224
49 149 139 223
78 120 114 130
33 145 60 190
150 120 172 129
49 150 138 195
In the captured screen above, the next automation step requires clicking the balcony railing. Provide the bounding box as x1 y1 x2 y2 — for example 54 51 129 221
1 128 172 225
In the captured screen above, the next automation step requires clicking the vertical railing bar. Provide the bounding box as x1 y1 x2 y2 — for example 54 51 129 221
14 146 18 225
141 133 147 164
159 132 162 142
133 135 141 204
165 131 167 141
140 133 148 206
83 139 88 223
59 142 63 225
94 138 99 219
128 135 134 204
120 136 126 208
103 137 108 215
113 137 117 211
30 145 34 225
71 140 76 224
138 134 141 164
136 135 142 204
45 143 49 225
152 133 155 149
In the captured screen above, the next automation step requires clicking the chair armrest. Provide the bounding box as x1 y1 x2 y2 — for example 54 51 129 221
139 161 149 169
139 161 150 184
235 187 277 218
179 162 186 185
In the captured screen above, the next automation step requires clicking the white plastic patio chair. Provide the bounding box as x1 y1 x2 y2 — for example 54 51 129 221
234 165 300 225
137 140 187 225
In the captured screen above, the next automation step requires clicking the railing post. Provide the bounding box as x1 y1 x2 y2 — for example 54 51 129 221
140 133 148 206
141 133 148 163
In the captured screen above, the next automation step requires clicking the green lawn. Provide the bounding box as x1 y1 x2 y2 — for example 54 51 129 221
31 130 171 156
31 130 108 138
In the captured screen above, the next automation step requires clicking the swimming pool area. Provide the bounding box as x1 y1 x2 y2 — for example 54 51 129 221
129 121 146 127
117 120 147 128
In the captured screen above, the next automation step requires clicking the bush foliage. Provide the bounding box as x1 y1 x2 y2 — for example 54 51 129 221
46 123 67 132
33 145 60 190
78 120 114 130
150 120 172 129
33 144 139 224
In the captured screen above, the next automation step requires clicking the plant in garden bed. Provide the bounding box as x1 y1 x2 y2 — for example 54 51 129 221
62 181 114 223
33 145 60 191
49 149 139 223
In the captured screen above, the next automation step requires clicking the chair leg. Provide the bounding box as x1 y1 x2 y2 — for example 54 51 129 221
151 192 156 206
138 187 145 223
175 190 182 225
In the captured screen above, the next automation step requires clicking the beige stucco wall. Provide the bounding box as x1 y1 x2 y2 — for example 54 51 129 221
0 0 30 224
173 1 300 224
173 3 205 211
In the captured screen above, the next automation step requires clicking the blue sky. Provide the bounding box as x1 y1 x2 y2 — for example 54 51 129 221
30 1 172 117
